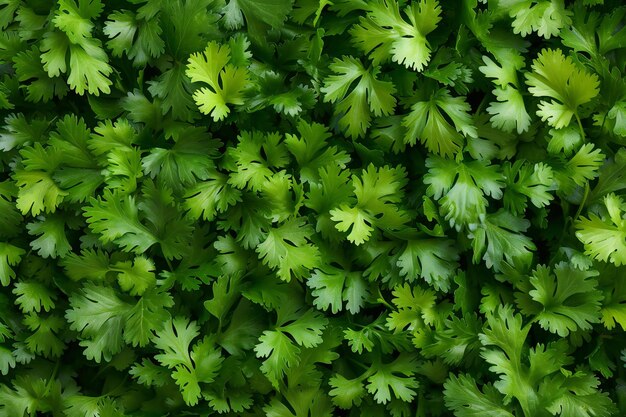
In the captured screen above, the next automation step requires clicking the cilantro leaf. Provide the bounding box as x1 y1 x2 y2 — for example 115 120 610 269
444 374 515 417
387 283 440 332
516 263 603 336
152 317 223 405
141 130 217 190
256 217 320 281
84 190 158 254
13 46 68 102
184 170 241 221
576 193 626 265
227 130 289 191
66 283 131 362
125 289 173 347
23 313 65 358
13 169 67 217
307 265 368 314
13 281 56 313
403 88 477 158
479 54 531 134
329 374 366 408
104 10 165 66
330 164 409 244
222 0 294 30
254 329 301 388
285 120 350 183
425 156 503 228
599 269 626 330
25 216 71 259
365 355 420 404
470 210 536 271
502 161 554 215
395 238 459 292
499 0 572 39
111 256 156 296
61 249 111 281
321 56 396 138
0 243 25 286
186 41 249 121
350 0 442 71
255 308 327 387
525 48 600 129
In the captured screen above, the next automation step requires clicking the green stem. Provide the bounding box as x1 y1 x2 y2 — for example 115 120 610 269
575 113 586 142
43 360 60 397
573 182 590 222
375 286 393 309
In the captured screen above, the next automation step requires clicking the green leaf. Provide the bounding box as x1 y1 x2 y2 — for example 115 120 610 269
255 308 327 387
350 0 442 71
186 41 249 121
66 283 131 362
502 161 554 215
386 283 439 332
366 355 419 404
13 47 69 102
307 266 368 314
23 313 65 358
26 216 71 259
444 374 515 417
0 243 25 286
322 56 396 138
471 210 536 271
500 0 572 39
147 63 196 121
125 289 173 347
576 193 626 265
256 218 320 281
0 182 22 239
130 358 169 387
152 316 199 369
83 190 158 254
184 171 241 221
254 329 300 388
525 48 599 128
61 249 111 281
425 156 504 228
330 164 410 244
329 374 365 408
229 0 294 28
600 271 626 330
112 256 156 296
285 120 350 183
227 130 289 191
14 170 67 216
403 88 476 158
329 205 373 245
12 281 56 313
141 131 216 189
396 238 459 292
516 263 603 336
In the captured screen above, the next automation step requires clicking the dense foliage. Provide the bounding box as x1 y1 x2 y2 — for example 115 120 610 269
0 0 625 416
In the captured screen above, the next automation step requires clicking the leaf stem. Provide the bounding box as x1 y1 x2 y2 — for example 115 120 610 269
575 113 586 142
375 286 393 309
573 182 590 222
43 360 60 397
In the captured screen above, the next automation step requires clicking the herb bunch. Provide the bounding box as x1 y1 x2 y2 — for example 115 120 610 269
0 0 625 416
